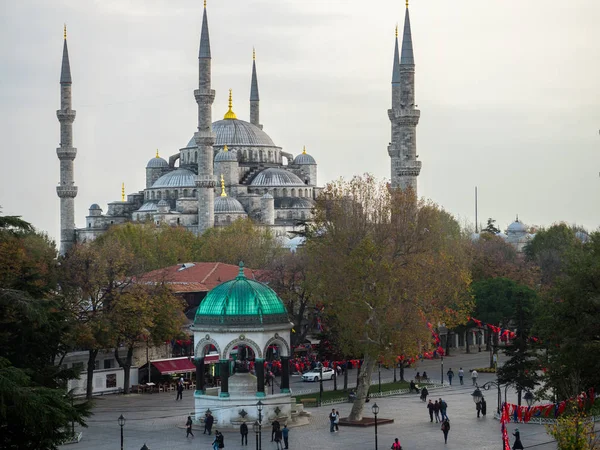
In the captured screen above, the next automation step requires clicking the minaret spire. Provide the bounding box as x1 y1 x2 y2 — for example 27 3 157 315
250 48 262 129
194 2 216 234
56 26 78 255
387 2 421 193
392 26 401 84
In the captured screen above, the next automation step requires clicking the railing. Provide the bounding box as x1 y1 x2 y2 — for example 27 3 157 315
492 411 600 425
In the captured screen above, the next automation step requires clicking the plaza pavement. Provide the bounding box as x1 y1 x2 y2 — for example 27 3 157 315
61 350 559 450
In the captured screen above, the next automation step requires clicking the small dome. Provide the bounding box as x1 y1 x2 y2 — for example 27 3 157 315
250 168 305 187
294 147 316 165
215 196 246 214
186 119 276 148
262 192 273 199
152 168 196 188
576 230 590 243
507 219 528 234
89 203 102 211
214 145 238 162
147 156 169 169
157 199 170 207
275 197 314 209
194 262 289 326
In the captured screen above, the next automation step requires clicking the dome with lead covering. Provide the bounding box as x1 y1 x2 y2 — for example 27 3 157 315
147 156 169 168
194 262 289 326
89 203 102 211
152 169 196 188
214 145 238 162
250 168 305 187
215 196 246 214
293 147 316 165
186 119 276 149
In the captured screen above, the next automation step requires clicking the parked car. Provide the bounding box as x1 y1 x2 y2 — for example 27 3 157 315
302 367 335 382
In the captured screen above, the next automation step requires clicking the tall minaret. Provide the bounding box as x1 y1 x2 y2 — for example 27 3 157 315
388 0 421 193
250 48 262 129
195 1 216 234
56 25 78 255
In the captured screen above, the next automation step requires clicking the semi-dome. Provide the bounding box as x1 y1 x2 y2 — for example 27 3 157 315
152 168 196 188
186 119 276 149
293 147 316 165
147 155 169 168
136 202 158 212
274 197 314 209
194 262 289 326
215 196 246 214
250 168 305 187
214 145 238 162
157 199 170 207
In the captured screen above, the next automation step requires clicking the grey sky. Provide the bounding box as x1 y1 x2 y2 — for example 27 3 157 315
1 0 599 244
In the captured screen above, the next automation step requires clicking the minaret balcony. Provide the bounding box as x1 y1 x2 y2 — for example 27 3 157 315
56 147 77 160
193 131 216 147
395 160 422 177
56 110 76 122
194 89 215 104
56 185 78 198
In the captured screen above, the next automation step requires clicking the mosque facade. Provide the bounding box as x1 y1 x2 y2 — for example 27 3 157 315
55 3 421 255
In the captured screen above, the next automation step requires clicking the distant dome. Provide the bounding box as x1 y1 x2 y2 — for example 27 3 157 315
214 145 238 162
274 197 314 209
194 263 288 326
250 168 305 187
294 148 316 165
186 119 276 148
470 232 480 242
152 168 196 188
575 230 590 243
507 219 528 234
89 203 102 211
215 196 246 214
147 156 169 168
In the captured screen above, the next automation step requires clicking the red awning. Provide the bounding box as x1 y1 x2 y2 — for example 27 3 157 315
151 358 196 375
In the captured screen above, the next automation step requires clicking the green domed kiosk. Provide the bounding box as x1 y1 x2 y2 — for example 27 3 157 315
192 262 293 428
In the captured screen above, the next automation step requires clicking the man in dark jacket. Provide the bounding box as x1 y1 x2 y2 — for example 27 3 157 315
204 412 214 435
240 422 248 445
427 399 435 422
271 419 280 441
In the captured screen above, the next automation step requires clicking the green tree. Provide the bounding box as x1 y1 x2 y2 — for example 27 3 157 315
305 175 473 421
482 217 500 234
547 410 600 450
0 206 33 231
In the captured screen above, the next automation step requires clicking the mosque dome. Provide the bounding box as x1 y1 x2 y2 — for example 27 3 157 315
186 119 276 149
89 203 102 211
262 192 273 199
274 197 314 209
214 145 238 162
152 168 196 188
507 219 528 235
215 196 246 214
250 168 305 187
293 147 316 165
157 199 170 207
147 154 169 168
194 262 289 326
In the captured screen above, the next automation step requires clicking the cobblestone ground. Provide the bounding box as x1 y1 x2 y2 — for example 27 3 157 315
62 351 559 450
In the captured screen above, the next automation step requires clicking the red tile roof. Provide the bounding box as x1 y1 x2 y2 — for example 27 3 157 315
138 262 263 294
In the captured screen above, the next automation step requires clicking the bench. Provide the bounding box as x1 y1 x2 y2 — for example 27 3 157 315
299 398 318 407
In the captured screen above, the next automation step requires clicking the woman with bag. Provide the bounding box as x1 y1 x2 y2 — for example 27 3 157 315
440 418 450 444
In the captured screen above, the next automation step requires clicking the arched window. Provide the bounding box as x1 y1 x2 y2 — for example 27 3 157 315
291 188 296 197
195 151 198 163
287 211 293 220
259 150 264 162
226 215 231 223
305 189 309 197
283 188 288 197
183 189 188 197
193 189 197 197
301 211 306 220
177 217 180 224
174 190 178 199
151 191 155 200
157 191 162 200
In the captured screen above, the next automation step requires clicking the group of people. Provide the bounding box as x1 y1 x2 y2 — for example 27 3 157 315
269 419 289 449
329 409 341 432
426 397 449 423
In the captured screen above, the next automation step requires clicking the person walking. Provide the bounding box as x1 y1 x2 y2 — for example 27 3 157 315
446 368 454 385
329 408 337 432
274 428 284 450
212 430 220 450
439 398 448 421
334 410 341 431
240 422 248 445
481 398 487 416
217 430 225 449
282 424 289 449
391 437 402 449
476 400 482 418
186 416 194 438
440 418 450 444
512 428 524 450
471 369 478 386
433 400 441 423
427 400 435 422
176 381 184 401
420 386 429 402
458 367 464 385
271 419 280 441
204 411 214 435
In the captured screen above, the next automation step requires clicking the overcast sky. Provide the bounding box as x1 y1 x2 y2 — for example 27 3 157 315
1 0 599 244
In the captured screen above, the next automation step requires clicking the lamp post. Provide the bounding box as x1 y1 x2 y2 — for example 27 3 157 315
524 391 534 407
319 365 324 407
440 355 444 384
471 387 483 404
372 403 379 450
479 381 512 415
117 415 126 450
378 363 381 394
256 400 263 450
253 420 260 450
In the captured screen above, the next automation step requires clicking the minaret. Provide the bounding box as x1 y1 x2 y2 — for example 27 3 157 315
56 25 78 255
250 48 262 129
195 1 216 234
388 0 421 193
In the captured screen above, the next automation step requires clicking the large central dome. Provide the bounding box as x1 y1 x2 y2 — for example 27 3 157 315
186 119 276 148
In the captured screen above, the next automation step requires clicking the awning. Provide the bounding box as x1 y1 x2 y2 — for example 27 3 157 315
151 358 196 375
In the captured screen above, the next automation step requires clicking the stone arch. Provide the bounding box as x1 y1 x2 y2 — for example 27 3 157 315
194 335 222 359
291 188 296 198
223 336 263 359
151 191 155 200
263 334 291 357
282 188 288 197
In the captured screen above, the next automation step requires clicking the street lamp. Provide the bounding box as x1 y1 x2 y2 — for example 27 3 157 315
253 420 260 450
524 391 534 407
471 387 483 404
372 402 379 450
117 414 126 450
256 400 264 450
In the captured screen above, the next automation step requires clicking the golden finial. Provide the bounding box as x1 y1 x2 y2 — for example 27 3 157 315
406 0 409 8
121 182 125 201
223 144 229 152
204 0 207 8
395 24 398 38
220 174 227 197
253 47 256 61
223 89 237 120
155 149 160 158
302 145 307 155
64 24 67 40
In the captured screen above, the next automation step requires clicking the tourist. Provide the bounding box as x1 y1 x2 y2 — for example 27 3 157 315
439 398 448 421
433 400 441 423
512 428 524 450
420 386 429 402
334 410 341 431
329 408 337 432
176 381 184 401
471 369 478 385
481 398 487 416
282 424 289 449
274 427 283 450
204 411 214 435
212 430 220 450
409 380 418 393
391 437 402 449
186 416 194 438
427 400 435 422
446 368 454 385
422 371 428 381
440 418 450 444
458 367 464 385
240 421 248 445
415 372 421 383
217 430 225 449
476 400 482 418
271 419 280 441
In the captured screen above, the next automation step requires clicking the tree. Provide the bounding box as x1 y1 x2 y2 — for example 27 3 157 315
482 217 500 234
0 206 33 231
305 175 472 421
547 410 600 450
